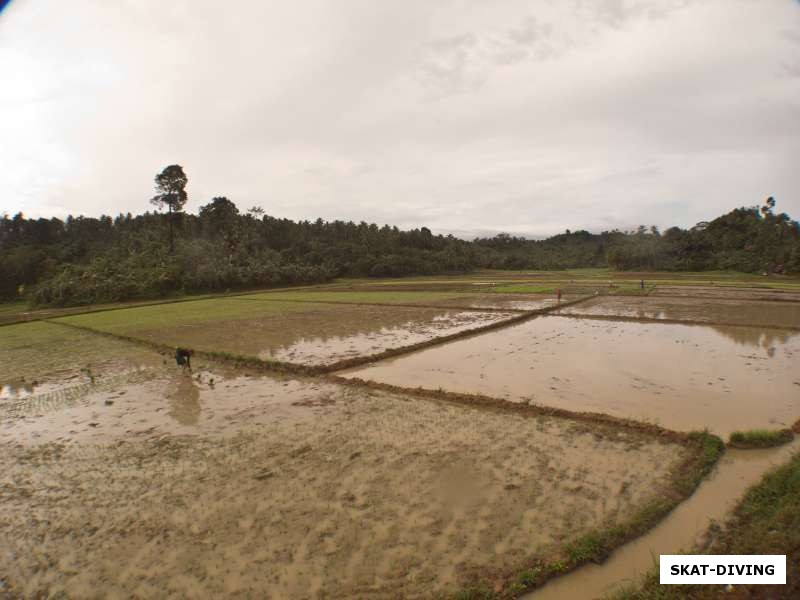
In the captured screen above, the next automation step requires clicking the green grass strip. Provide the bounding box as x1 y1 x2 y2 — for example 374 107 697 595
728 428 794 449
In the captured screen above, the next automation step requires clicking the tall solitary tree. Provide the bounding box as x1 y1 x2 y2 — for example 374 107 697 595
150 164 188 252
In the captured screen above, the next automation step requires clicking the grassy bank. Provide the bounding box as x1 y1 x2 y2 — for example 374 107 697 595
449 432 725 599
612 450 800 600
729 428 794 449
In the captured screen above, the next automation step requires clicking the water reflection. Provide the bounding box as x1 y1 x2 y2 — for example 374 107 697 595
710 326 797 354
167 375 201 425
564 297 800 355
259 311 510 365
0 381 36 400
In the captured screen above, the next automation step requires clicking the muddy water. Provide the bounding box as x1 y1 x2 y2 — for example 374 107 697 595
262 311 514 365
341 317 800 438
526 439 800 600
0 370 343 445
558 296 800 328
452 294 566 311
140 306 515 366
1 381 37 399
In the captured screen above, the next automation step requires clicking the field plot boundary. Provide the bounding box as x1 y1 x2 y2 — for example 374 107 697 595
47 294 595 375
228 294 531 313
548 311 800 332
330 374 687 442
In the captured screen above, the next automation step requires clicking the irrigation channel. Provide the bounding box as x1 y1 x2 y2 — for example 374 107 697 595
525 438 800 600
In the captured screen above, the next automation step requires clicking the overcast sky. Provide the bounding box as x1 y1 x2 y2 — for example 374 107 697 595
1 0 798 238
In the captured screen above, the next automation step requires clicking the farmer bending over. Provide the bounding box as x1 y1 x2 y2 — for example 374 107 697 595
175 347 194 372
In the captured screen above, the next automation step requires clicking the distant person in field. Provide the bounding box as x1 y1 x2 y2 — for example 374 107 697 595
556 288 562 303
640 279 645 290
175 347 194 373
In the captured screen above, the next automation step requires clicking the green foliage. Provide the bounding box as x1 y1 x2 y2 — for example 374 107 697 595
566 532 608 563
604 203 800 273
2 196 798 307
1 207 472 306
449 585 497 600
150 164 189 252
516 565 543 587
474 200 800 275
729 429 794 448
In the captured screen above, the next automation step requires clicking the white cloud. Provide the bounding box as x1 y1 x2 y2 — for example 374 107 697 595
1 0 798 238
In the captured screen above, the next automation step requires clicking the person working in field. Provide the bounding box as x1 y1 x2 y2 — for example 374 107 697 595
175 347 194 373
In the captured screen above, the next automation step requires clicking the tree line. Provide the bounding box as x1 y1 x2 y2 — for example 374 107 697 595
1 165 797 306
475 197 800 274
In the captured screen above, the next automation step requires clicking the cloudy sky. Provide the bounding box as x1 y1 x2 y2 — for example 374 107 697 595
1 0 798 238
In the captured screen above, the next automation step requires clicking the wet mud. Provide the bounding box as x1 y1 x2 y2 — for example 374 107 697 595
0 373 685 599
341 316 800 438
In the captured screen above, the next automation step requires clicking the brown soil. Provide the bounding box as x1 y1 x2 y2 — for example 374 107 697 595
0 370 686 599
341 316 800 438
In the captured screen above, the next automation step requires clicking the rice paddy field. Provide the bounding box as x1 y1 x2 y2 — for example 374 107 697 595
2 269 800 599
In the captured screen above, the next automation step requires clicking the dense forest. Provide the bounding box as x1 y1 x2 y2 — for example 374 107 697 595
1 166 798 306
475 196 800 273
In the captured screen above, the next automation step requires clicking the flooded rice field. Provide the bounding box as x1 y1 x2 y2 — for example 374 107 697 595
651 285 800 302
4 285 800 598
129 305 516 367
0 369 686 599
557 295 800 328
342 316 800 438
